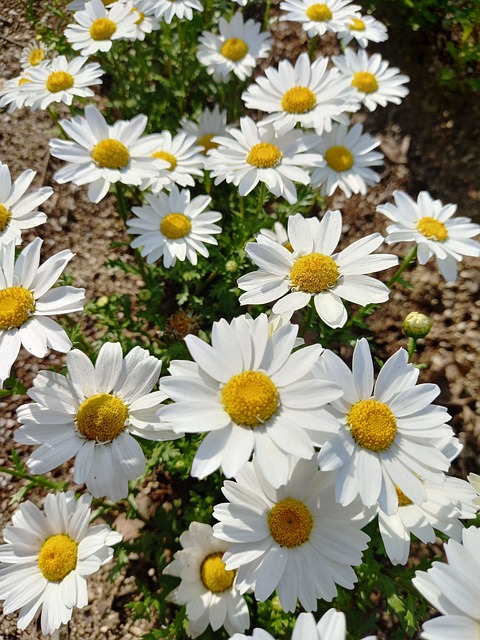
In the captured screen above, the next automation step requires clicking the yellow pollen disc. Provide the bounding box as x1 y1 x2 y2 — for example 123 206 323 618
0 203 11 232
18 77 31 85
28 48 44 66
351 71 379 94
89 17 117 41
325 145 354 172
92 139 130 169
290 252 339 294
283 241 294 252
349 17 365 30
268 497 313 548
200 552 235 593
160 213 192 239
38 534 78 582
416 216 448 242
132 9 145 24
221 370 279 427
102 0 116 4
247 142 282 168
76 393 128 442
348 398 397 452
151 150 177 170
281 86 317 114
306 3 333 21
0 286 35 331
220 38 248 62
197 133 218 155
46 71 74 93
395 485 412 507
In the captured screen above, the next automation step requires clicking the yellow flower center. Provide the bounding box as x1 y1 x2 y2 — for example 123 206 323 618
283 241 294 252
38 534 78 582
28 48 45 66
200 552 235 593
290 253 339 293
76 393 128 442
395 485 412 507
132 8 145 24
18 77 31 85
151 151 177 170
197 133 218 155
268 497 313 548
160 213 192 239
349 17 365 30
281 86 317 114
220 38 248 62
351 71 379 94
0 203 11 232
89 17 117 41
221 370 279 427
306 3 332 21
0 286 35 331
325 145 354 172
347 398 397 452
416 217 448 242
92 139 130 169
247 142 282 168
46 71 74 93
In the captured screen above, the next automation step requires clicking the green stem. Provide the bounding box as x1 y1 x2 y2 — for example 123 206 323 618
300 301 314 339
47 105 66 138
407 336 417 360
0 466 68 492
387 245 418 288
256 182 267 217
263 0 272 30
308 35 318 61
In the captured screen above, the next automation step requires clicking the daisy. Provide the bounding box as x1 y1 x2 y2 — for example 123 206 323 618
205 116 324 204
0 162 52 246
257 221 290 249
337 12 388 48
314 338 455 515
197 12 272 83
213 456 371 612
332 48 410 111
160 313 342 487
279 0 361 38
238 211 398 329
49 105 158 203
377 190 480 283
0 491 121 636
310 122 384 197
468 473 480 508
15 342 179 502
64 0 138 56
20 40 51 69
164 522 249 638
67 0 119 9
128 0 161 40
127 185 222 267
141 0 203 23
20 55 103 111
241 53 359 136
413 527 480 639
0 72 32 112
0 238 84 387
180 104 228 160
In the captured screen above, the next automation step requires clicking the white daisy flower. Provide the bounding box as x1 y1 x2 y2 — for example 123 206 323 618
337 13 388 48
257 221 290 249
280 0 361 38
141 0 203 23
238 211 398 329
310 122 384 197
205 116 324 205
160 313 342 487
49 105 158 203
128 0 161 40
15 342 179 502
314 338 455 515
20 55 103 111
0 72 32 112
0 491 121 636
377 190 480 283
180 105 228 161
467 473 480 508
20 40 52 69
213 456 371 612
242 53 359 136
413 527 480 640
197 12 272 83
164 522 249 638
332 48 410 111
0 162 52 246
127 185 222 267
0 238 84 387
65 0 138 56
67 0 120 10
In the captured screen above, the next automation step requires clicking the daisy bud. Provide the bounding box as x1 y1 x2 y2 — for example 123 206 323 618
402 311 431 338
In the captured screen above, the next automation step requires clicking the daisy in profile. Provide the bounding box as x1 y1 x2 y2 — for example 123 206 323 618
164 522 249 638
127 185 222 267
213 456 371 612
0 238 84 387
0 72 32 112
142 0 203 23
337 12 388 48
197 12 272 83
128 0 161 40
241 53 359 136
377 190 480 283
257 221 290 248
49 105 158 203
20 40 51 69
181 105 228 161
0 162 52 246
205 116 324 204
314 338 454 515
413 527 480 639
238 211 398 329
20 55 103 111
0 491 121 636
279 0 361 38
310 122 384 197
468 473 480 507
160 313 341 487
332 48 409 111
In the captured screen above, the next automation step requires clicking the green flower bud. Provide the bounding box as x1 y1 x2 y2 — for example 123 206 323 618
225 260 237 272
402 312 431 338
96 296 109 308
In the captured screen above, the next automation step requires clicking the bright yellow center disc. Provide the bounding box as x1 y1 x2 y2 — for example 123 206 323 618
351 71 379 94
160 213 192 239
92 139 130 169
281 86 317 114
348 398 397 452
416 216 448 241
38 534 78 582
46 71 74 93
290 253 339 293
220 38 248 61
221 370 279 427
76 393 128 442
268 497 313 548
0 203 11 232
247 142 282 168
325 145 354 172
200 552 235 593
90 17 117 41
306 3 332 21
0 286 35 330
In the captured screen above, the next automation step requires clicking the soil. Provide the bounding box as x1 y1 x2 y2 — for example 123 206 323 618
0 1 478 639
